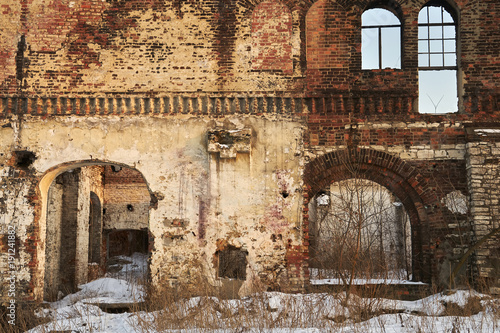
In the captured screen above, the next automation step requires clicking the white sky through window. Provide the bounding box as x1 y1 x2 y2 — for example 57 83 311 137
418 5 458 113
362 9 401 69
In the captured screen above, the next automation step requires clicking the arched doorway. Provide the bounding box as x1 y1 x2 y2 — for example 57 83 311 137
309 178 412 280
304 148 441 284
40 162 152 301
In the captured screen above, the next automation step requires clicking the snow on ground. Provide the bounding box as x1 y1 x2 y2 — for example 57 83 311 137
309 268 423 285
63 277 144 305
28 254 500 332
311 278 427 285
105 252 148 283
43 252 147 310
28 290 500 332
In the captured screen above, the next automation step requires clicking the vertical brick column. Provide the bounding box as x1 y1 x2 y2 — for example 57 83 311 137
466 140 500 294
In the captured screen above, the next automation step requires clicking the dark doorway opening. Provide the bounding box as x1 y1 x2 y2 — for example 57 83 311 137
43 163 152 301
106 229 149 258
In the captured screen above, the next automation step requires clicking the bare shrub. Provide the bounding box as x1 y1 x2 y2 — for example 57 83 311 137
0 302 50 333
441 292 484 317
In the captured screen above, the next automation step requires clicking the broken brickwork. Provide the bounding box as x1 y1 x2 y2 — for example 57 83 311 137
0 0 499 302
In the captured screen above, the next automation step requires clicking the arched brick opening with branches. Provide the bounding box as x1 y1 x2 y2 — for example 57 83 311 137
303 148 445 283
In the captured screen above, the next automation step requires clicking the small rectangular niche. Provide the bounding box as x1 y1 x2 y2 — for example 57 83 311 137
216 246 248 280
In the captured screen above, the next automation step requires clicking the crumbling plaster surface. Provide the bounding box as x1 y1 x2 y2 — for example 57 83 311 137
44 181 63 297
75 166 104 287
0 173 34 300
0 118 33 300
1 114 305 300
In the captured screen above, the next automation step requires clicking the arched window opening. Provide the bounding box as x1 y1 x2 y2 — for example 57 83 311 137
362 8 401 69
418 2 458 113
309 179 412 282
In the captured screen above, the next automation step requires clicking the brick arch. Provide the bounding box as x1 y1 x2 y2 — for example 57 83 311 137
419 0 460 22
363 0 404 19
304 148 442 282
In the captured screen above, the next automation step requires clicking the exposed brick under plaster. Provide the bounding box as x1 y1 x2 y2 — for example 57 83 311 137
0 0 499 301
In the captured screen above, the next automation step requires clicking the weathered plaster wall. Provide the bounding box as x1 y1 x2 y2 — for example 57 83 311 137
0 114 305 301
0 116 37 301
75 166 104 287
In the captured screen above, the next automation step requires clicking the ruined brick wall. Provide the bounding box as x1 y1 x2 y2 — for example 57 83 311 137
0 0 499 301
102 165 150 263
0 0 497 99
3 0 304 93
44 171 79 297
43 166 104 298
102 165 149 231
466 134 500 294
0 0 497 112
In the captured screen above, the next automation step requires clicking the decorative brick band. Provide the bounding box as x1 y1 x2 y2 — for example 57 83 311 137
0 93 418 117
1 92 497 117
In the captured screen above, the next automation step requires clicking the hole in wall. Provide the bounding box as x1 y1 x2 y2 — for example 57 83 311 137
13 150 36 169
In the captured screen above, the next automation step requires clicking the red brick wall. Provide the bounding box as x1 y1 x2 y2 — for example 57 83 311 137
0 0 498 295
303 148 470 284
251 1 293 74
306 0 355 90
0 0 497 108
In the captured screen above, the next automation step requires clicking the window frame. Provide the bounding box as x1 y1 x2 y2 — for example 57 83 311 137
361 7 402 70
418 5 457 70
417 1 460 114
